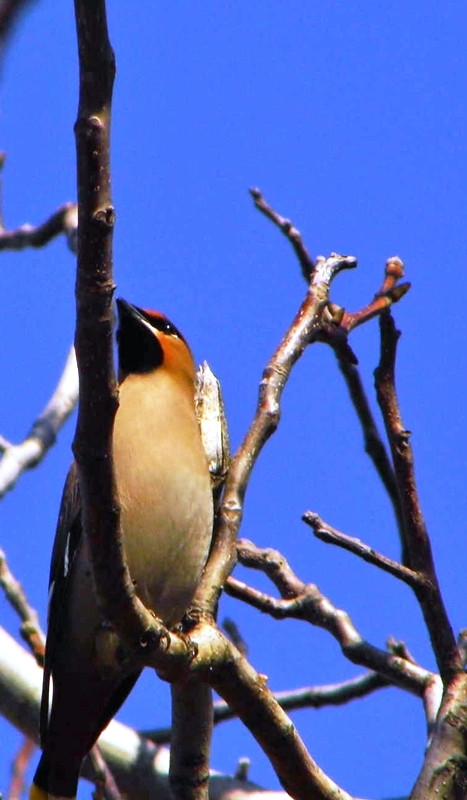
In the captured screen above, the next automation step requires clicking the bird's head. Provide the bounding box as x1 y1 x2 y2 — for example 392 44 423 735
116 298 196 387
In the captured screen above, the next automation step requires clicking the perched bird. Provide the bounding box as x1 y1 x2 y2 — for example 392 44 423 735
30 299 213 800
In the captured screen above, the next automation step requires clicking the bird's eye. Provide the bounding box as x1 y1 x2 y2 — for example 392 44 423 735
163 321 178 337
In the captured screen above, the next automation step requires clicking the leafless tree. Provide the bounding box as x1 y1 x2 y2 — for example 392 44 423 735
0 3 466 800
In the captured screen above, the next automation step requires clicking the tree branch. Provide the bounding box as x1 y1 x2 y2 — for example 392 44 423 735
194 250 356 618
0 0 36 67
222 617 248 657
249 187 315 281
410 671 467 800
87 745 122 800
302 511 425 589
374 311 460 683
326 262 406 544
339 257 410 333
227 540 436 698
7 735 36 800
170 681 213 800
0 346 78 499
143 671 388 743
0 548 45 664
0 625 289 800
191 624 356 800
195 194 410 628
72 0 160 656
332 352 406 548
0 202 77 252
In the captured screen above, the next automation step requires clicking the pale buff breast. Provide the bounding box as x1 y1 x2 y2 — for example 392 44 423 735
112 371 213 625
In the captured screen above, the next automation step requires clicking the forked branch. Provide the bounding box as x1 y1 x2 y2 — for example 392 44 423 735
195 249 357 616
227 539 436 698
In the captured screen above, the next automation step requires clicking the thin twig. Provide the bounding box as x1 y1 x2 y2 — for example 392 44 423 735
0 346 78 499
234 758 251 782
337 257 410 333
141 670 388 744
88 744 123 800
0 547 45 664
302 511 425 589
250 671 388 708
328 258 408 554
386 637 417 664
249 188 315 281
7 735 36 800
222 618 248 657
0 202 77 252
0 0 36 65
333 352 406 548
375 311 460 682
214 671 389 723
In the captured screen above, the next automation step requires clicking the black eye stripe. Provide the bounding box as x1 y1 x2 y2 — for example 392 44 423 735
138 308 186 343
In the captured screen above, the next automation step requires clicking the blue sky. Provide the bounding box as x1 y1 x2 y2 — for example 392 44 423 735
1 2 466 798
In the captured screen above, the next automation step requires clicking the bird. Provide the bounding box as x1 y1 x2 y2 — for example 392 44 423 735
30 299 213 800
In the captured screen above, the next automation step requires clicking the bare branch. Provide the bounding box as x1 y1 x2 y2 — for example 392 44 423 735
410 671 467 800
0 547 45 664
268 671 388 708
325 259 409 557
249 187 315 281
145 620 356 799
214 671 388 726
0 0 36 67
234 758 251 782
71 11 218 800
195 251 356 618
302 511 425 589
375 311 460 682
386 636 417 664
87 745 122 800
227 540 435 696
222 617 248 657
0 202 77 252
142 671 388 744
72 0 158 654
339 257 410 333
0 346 78 499
7 736 36 800
193 624 356 800
332 352 406 547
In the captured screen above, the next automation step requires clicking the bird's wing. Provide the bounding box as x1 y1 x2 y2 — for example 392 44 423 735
40 461 82 746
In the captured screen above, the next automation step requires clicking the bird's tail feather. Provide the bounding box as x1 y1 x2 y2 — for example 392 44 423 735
30 754 78 800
